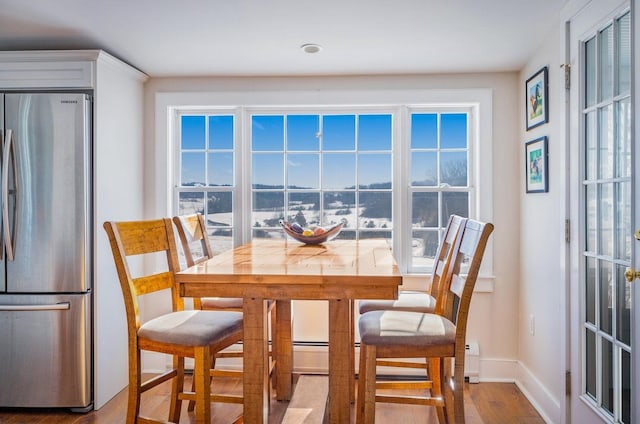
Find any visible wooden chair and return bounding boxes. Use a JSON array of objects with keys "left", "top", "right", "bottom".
[
  {"left": 356, "top": 219, "right": 493, "bottom": 424},
  {"left": 355, "top": 215, "right": 466, "bottom": 392},
  {"left": 358, "top": 214, "right": 466, "bottom": 315},
  {"left": 172, "top": 213, "right": 277, "bottom": 409},
  {"left": 103, "top": 218, "right": 244, "bottom": 423}
]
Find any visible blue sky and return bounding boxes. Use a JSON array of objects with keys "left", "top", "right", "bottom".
[{"left": 180, "top": 112, "right": 467, "bottom": 187}]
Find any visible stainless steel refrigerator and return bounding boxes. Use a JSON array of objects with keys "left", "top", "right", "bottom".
[{"left": 0, "top": 92, "right": 92, "bottom": 411}]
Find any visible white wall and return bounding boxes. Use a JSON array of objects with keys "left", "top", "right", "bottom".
[
  {"left": 94, "top": 52, "right": 148, "bottom": 408},
  {"left": 517, "top": 19, "right": 566, "bottom": 424},
  {"left": 143, "top": 72, "right": 522, "bottom": 381}
]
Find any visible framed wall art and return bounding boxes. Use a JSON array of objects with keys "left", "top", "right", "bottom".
[
  {"left": 525, "top": 136, "right": 548, "bottom": 193},
  {"left": 525, "top": 66, "right": 549, "bottom": 130}
]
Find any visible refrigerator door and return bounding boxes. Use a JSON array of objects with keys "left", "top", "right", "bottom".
[
  {"left": 3, "top": 93, "right": 91, "bottom": 293},
  {"left": 0, "top": 293, "right": 92, "bottom": 408}
]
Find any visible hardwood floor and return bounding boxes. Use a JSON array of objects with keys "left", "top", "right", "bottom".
[{"left": 0, "top": 375, "right": 545, "bottom": 423}]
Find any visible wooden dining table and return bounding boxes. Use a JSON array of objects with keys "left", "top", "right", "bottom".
[{"left": 176, "top": 237, "right": 402, "bottom": 424}]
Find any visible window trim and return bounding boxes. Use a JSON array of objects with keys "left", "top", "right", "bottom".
[{"left": 158, "top": 88, "right": 494, "bottom": 280}]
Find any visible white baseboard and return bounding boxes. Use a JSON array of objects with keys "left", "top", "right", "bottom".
[{"left": 515, "top": 361, "right": 561, "bottom": 424}]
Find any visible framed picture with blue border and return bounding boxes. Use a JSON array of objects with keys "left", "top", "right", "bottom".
[
  {"left": 525, "top": 136, "right": 548, "bottom": 193},
  {"left": 525, "top": 66, "right": 549, "bottom": 130}
]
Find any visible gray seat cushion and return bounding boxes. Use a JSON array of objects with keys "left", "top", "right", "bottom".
[
  {"left": 139, "top": 310, "right": 242, "bottom": 346},
  {"left": 359, "top": 310, "right": 455, "bottom": 347},
  {"left": 359, "top": 291, "right": 436, "bottom": 314}
]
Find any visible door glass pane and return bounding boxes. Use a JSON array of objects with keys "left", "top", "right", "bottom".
[
  {"left": 585, "top": 111, "right": 597, "bottom": 180},
  {"left": 615, "top": 13, "right": 631, "bottom": 96},
  {"left": 599, "top": 183, "right": 613, "bottom": 257},
  {"left": 585, "top": 185, "right": 597, "bottom": 252},
  {"left": 616, "top": 181, "right": 631, "bottom": 262},
  {"left": 585, "top": 37, "right": 596, "bottom": 108},
  {"left": 598, "top": 25, "right": 613, "bottom": 102},
  {"left": 616, "top": 98, "right": 631, "bottom": 178},
  {"left": 586, "top": 257, "right": 596, "bottom": 325},
  {"left": 598, "top": 105, "right": 613, "bottom": 179},
  {"left": 601, "top": 338, "right": 614, "bottom": 414},
  {"left": 585, "top": 329, "right": 596, "bottom": 399},
  {"left": 616, "top": 264, "right": 631, "bottom": 346},
  {"left": 599, "top": 260, "right": 612, "bottom": 335},
  {"left": 622, "top": 350, "right": 630, "bottom": 423}
]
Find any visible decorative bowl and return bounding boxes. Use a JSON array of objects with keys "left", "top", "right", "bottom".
[{"left": 280, "top": 221, "right": 343, "bottom": 245}]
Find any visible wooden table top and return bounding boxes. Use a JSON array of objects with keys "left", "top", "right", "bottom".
[{"left": 176, "top": 238, "right": 402, "bottom": 300}]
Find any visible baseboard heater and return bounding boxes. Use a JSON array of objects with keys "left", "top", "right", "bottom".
[{"left": 464, "top": 342, "right": 480, "bottom": 383}]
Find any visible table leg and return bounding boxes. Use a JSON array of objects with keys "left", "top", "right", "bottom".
[
  {"left": 243, "top": 297, "right": 269, "bottom": 424},
  {"left": 328, "top": 299, "right": 351, "bottom": 423},
  {"left": 274, "top": 299, "right": 293, "bottom": 400}
]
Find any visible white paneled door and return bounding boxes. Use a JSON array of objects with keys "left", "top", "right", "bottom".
[{"left": 568, "top": 0, "right": 636, "bottom": 423}]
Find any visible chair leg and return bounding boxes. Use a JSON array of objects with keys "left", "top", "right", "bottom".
[
  {"left": 188, "top": 352, "right": 217, "bottom": 412},
  {"left": 356, "top": 343, "right": 376, "bottom": 424},
  {"left": 270, "top": 301, "right": 278, "bottom": 390},
  {"left": 194, "top": 346, "right": 212, "bottom": 424},
  {"left": 442, "top": 358, "right": 456, "bottom": 424},
  {"left": 349, "top": 300, "right": 355, "bottom": 403},
  {"left": 169, "top": 356, "right": 185, "bottom": 423},
  {"left": 429, "top": 357, "right": 447, "bottom": 424},
  {"left": 126, "top": 348, "right": 142, "bottom": 424},
  {"left": 452, "top": 358, "right": 465, "bottom": 424}
]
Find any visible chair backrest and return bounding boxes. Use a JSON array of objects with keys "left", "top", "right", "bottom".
[
  {"left": 438, "top": 218, "right": 494, "bottom": 344},
  {"left": 172, "top": 213, "right": 214, "bottom": 267},
  {"left": 428, "top": 215, "right": 467, "bottom": 302},
  {"left": 103, "top": 218, "right": 183, "bottom": 335}
]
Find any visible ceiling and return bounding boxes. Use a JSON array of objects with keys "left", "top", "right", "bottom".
[{"left": 0, "top": 0, "right": 567, "bottom": 78}]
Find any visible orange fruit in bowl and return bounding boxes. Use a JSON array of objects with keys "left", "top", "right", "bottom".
[{"left": 313, "top": 227, "right": 326, "bottom": 235}]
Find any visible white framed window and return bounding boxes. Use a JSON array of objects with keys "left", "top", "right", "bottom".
[{"left": 164, "top": 89, "right": 492, "bottom": 279}]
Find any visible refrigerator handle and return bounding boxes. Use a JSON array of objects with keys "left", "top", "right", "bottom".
[
  {"left": 2, "top": 129, "right": 16, "bottom": 261},
  {"left": 0, "top": 302, "right": 71, "bottom": 312},
  {"left": 0, "top": 128, "right": 3, "bottom": 261}
]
